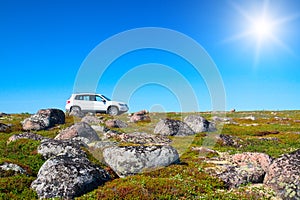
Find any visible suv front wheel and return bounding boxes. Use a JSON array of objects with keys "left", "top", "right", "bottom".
[{"left": 107, "top": 106, "right": 119, "bottom": 116}]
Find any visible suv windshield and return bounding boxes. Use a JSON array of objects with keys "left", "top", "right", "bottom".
[{"left": 101, "top": 95, "right": 111, "bottom": 101}]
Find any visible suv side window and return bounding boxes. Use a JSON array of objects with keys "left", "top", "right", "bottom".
[{"left": 75, "top": 95, "right": 90, "bottom": 101}]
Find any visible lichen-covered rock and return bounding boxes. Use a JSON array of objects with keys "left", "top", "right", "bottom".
[
  {"left": 103, "top": 145, "right": 179, "bottom": 177},
  {"left": 89, "top": 141, "right": 118, "bottom": 149},
  {"left": 207, "top": 152, "right": 272, "bottom": 189},
  {"left": 230, "top": 152, "right": 272, "bottom": 172},
  {"left": 154, "top": 118, "right": 195, "bottom": 136},
  {"left": 22, "top": 108, "right": 65, "bottom": 131},
  {"left": 216, "top": 134, "right": 242, "bottom": 147},
  {"left": 0, "top": 123, "right": 11, "bottom": 133},
  {"left": 55, "top": 122, "right": 99, "bottom": 144},
  {"left": 129, "top": 110, "right": 151, "bottom": 123},
  {"left": 217, "top": 165, "right": 266, "bottom": 188},
  {"left": 81, "top": 115, "right": 102, "bottom": 125},
  {"left": 105, "top": 119, "right": 128, "bottom": 128},
  {"left": 38, "top": 139, "right": 87, "bottom": 159},
  {"left": 0, "top": 162, "right": 27, "bottom": 175},
  {"left": 31, "top": 154, "right": 110, "bottom": 199},
  {"left": 119, "top": 132, "right": 171, "bottom": 145},
  {"left": 91, "top": 125, "right": 108, "bottom": 132},
  {"left": 7, "top": 132, "right": 46, "bottom": 144},
  {"left": 184, "top": 115, "right": 216, "bottom": 132},
  {"left": 264, "top": 149, "right": 300, "bottom": 200}
]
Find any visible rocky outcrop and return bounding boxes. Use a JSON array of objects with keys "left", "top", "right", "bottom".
[
  {"left": 7, "top": 132, "right": 46, "bottom": 144},
  {"left": 103, "top": 145, "right": 179, "bottom": 177},
  {"left": 129, "top": 110, "right": 151, "bottom": 123},
  {"left": 0, "top": 123, "right": 11, "bottom": 133},
  {"left": 22, "top": 109, "right": 65, "bottom": 131},
  {"left": 184, "top": 115, "right": 216, "bottom": 133},
  {"left": 105, "top": 119, "right": 128, "bottom": 128},
  {"left": 38, "top": 139, "right": 87, "bottom": 159},
  {"left": 207, "top": 152, "right": 272, "bottom": 189},
  {"left": 55, "top": 122, "right": 99, "bottom": 144},
  {"left": 81, "top": 115, "right": 102, "bottom": 125},
  {"left": 31, "top": 154, "right": 110, "bottom": 199},
  {"left": 154, "top": 118, "right": 195, "bottom": 136},
  {"left": 264, "top": 149, "right": 300, "bottom": 200}
]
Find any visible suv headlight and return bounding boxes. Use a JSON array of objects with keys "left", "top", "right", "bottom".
[{"left": 119, "top": 103, "right": 126, "bottom": 106}]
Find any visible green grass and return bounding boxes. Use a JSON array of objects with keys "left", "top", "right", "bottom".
[{"left": 0, "top": 111, "right": 300, "bottom": 199}]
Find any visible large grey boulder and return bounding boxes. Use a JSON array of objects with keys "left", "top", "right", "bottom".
[
  {"left": 264, "top": 149, "right": 300, "bottom": 200},
  {"left": 31, "top": 154, "right": 110, "bottom": 199},
  {"left": 154, "top": 118, "right": 195, "bottom": 136},
  {"left": 103, "top": 145, "right": 179, "bottom": 177},
  {"left": 0, "top": 123, "right": 11, "bottom": 133},
  {"left": 55, "top": 122, "right": 99, "bottom": 144},
  {"left": 22, "top": 108, "right": 65, "bottom": 131},
  {"left": 69, "top": 109, "right": 85, "bottom": 118},
  {"left": 184, "top": 115, "right": 216, "bottom": 133},
  {"left": 38, "top": 139, "right": 87, "bottom": 159}
]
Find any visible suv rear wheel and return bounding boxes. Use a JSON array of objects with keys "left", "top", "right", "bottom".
[
  {"left": 71, "top": 106, "right": 81, "bottom": 112},
  {"left": 107, "top": 106, "right": 119, "bottom": 116}
]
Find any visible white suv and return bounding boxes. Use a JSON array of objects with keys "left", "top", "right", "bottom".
[{"left": 65, "top": 93, "right": 129, "bottom": 115}]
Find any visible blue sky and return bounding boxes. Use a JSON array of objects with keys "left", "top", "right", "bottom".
[{"left": 0, "top": 0, "right": 300, "bottom": 113}]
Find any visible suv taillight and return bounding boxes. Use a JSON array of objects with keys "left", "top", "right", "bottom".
[{"left": 66, "top": 100, "right": 70, "bottom": 104}]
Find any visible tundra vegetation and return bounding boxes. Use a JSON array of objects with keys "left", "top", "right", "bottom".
[{"left": 0, "top": 110, "right": 299, "bottom": 199}]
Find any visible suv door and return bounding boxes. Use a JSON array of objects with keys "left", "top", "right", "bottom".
[
  {"left": 74, "top": 95, "right": 93, "bottom": 111},
  {"left": 93, "top": 95, "right": 107, "bottom": 111}
]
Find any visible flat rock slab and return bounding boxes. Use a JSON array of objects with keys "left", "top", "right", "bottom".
[
  {"left": 38, "top": 139, "right": 87, "bottom": 159},
  {"left": 81, "top": 115, "right": 102, "bottom": 125},
  {"left": 103, "top": 145, "right": 180, "bottom": 177},
  {"left": 7, "top": 132, "right": 46, "bottom": 144},
  {"left": 119, "top": 132, "right": 171, "bottom": 145}
]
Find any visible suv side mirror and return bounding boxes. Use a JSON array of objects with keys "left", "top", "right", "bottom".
[{"left": 102, "top": 99, "right": 106, "bottom": 103}]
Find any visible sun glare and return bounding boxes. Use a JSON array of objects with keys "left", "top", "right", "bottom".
[
  {"left": 226, "top": 0, "right": 298, "bottom": 67},
  {"left": 252, "top": 17, "right": 273, "bottom": 39}
]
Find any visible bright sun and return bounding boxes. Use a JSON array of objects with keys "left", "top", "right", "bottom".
[
  {"left": 252, "top": 17, "right": 273, "bottom": 39},
  {"left": 226, "top": 0, "right": 297, "bottom": 66}
]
